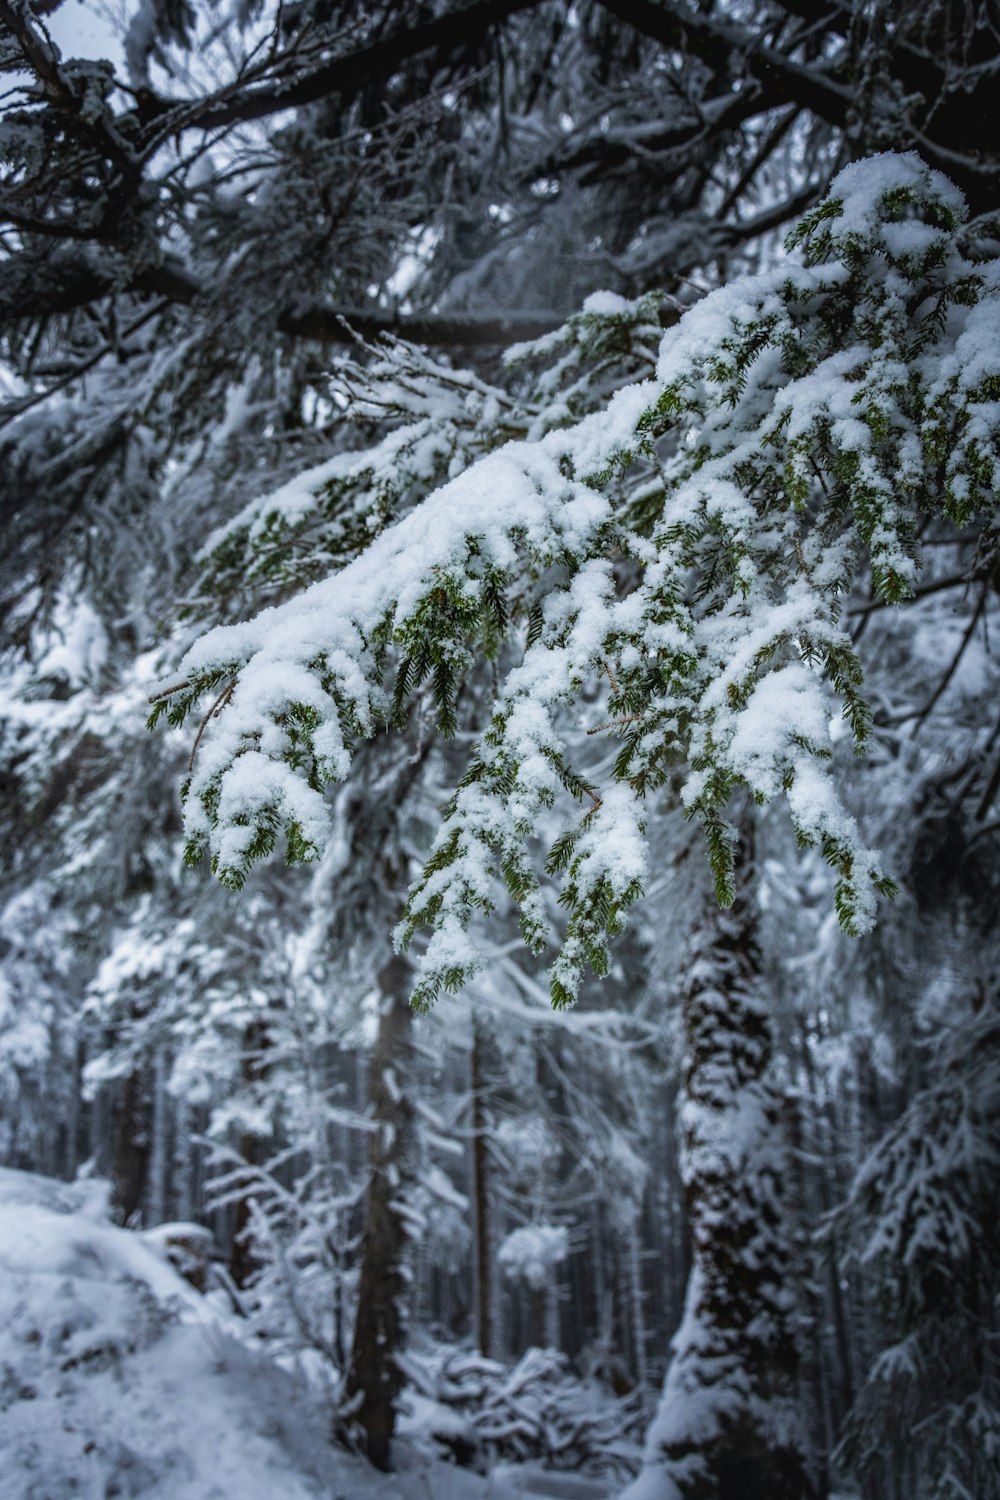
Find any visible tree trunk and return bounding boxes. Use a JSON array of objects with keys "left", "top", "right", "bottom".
[
  {"left": 110, "top": 1070, "right": 149, "bottom": 1225},
  {"left": 626, "top": 1215, "right": 650, "bottom": 1396},
  {"left": 229, "top": 1020, "right": 269, "bottom": 1289},
  {"left": 147, "top": 1047, "right": 169, "bottom": 1226},
  {"left": 345, "top": 953, "right": 416, "bottom": 1472},
  {"left": 471, "top": 1013, "right": 497, "bottom": 1357},
  {"left": 626, "top": 848, "right": 816, "bottom": 1500}
]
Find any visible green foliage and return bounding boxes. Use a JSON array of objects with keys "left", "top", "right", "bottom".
[{"left": 160, "top": 154, "right": 999, "bottom": 1005}]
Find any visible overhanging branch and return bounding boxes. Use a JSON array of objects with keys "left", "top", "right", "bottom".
[
  {"left": 137, "top": 0, "right": 541, "bottom": 138},
  {"left": 595, "top": 0, "right": 855, "bottom": 129},
  {"left": 524, "top": 82, "right": 785, "bottom": 186},
  {"left": 594, "top": 0, "right": 999, "bottom": 209},
  {"left": 0, "top": 251, "right": 569, "bottom": 348},
  {"left": 142, "top": 264, "right": 580, "bottom": 346},
  {"left": 276, "top": 303, "right": 567, "bottom": 347},
  {"left": 2, "top": 179, "right": 815, "bottom": 358}
]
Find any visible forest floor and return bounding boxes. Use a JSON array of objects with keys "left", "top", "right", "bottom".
[{"left": 0, "top": 1167, "right": 614, "bottom": 1500}]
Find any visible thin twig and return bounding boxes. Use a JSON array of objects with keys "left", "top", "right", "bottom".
[
  {"left": 587, "top": 713, "right": 647, "bottom": 735},
  {"left": 910, "top": 589, "right": 986, "bottom": 735},
  {"left": 148, "top": 679, "right": 190, "bottom": 703},
  {"left": 848, "top": 572, "right": 972, "bottom": 616},
  {"left": 1, "top": 301, "right": 171, "bottom": 432},
  {"left": 188, "top": 679, "right": 236, "bottom": 774}
]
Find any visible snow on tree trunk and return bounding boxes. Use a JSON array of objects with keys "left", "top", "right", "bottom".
[
  {"left": 172, "top": 1094, "right": 194, "bottom": 1224},
  {"left": 344, "top": 953, "right": 416, "bottom": 1471},
  {"left": 625, "top": 845, "right": 815, "bottom": 1500}
]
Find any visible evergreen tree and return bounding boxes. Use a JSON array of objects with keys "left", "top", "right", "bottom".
[
  {"left": 833, "top": 989, "right": 1000, "bottom": 1500},
  {"left": 156, "top": 154, "right": 1000, "bottom": 1491},
  {"left": 4, "top": 2, "right": 1000, "bottom": 1486}
]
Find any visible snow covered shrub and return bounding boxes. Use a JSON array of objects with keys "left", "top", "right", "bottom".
[
  {"left": 205, "top": 1139, "right": 361, "bottom": 1378},
  {"left": 404, "top": 1344, "right": 644, "bottom": 1477},
  {"left": 0, "top": 1166, "right": 365, "bottom": 1498},
  {"left": 498, "top": 1222, "right": 569, "bottom": 1291}
]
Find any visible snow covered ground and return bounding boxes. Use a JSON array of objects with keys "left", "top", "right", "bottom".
[{"left": 0, "top": 1167, "right": 613, "bottom": 1500}]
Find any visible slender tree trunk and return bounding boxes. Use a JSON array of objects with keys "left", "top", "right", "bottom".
[
  {"left": 229, "top": 1021, "right": 269, "bottom": 1289},
  {"left": 626, "top": 847, "right": 816, "bottom": 1500},
  {"left": 471, "top": 1013, "right": 497, "bottom": 1357},
  {"left": 110, "top": 1070, "right": 149, "bottom": 1224},
  {"left": 147, "top": 1047, "right": 169, "bottom": 1226},
  {"left": 799, "top": 1035, "right": 855, "bottom": 1439},
  {"left": 528, "top": 1281, "right": 548, "bottom": 1350},
  {"left": 627, "top": 1215, "right": 650, "bottom": 1396},
  {"left": 785, "top": 1059, "right": 833, "bottom": 1496},
  {"left": 345, "top": 953, "right": 416, "bottom": 1472},
  {"left": 63, "top": 1029, "right": 82, "bottom": 1180}
]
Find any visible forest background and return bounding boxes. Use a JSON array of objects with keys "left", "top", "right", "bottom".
[{"left": 1, "top": 3, "right": 998, "bottom": 1499}]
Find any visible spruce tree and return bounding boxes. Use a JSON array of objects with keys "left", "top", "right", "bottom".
[{"left": 155, "top": 152, "right": 1000, "bottom": 1492}]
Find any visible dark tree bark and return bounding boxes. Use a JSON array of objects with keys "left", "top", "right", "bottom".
[
  {"left": 229, "top": 1020, "right": 270, "bottom": 1290},
  {"left": 471, "top": 1013, "right": 497, "bottom": 1358},
  {"left": 344, "top": 953, "right": 417, "bottom": 1472},
  {"left": 110, "top": 1070, "right": 149, "bottom": 1225}
]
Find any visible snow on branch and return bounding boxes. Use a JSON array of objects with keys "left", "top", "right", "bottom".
[{"left": 153, "top": 152, "right": 1000, "bottom": 1008}]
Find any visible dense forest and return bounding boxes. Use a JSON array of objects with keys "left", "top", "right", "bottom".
[{"left": 1, "top": 3, "right": 998, "bottom": 1498}]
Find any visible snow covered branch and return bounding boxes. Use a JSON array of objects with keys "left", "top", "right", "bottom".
[{"left": 155, "top": 153, "right": 1000, "bottom": 1006}]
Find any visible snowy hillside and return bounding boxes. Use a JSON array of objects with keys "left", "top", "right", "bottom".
[{"left": 0, "top": 1168, "right": 611, "bottom": 1500}]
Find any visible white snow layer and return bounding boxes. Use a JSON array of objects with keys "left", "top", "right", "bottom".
[{"left": 0, "top": 1167, "right": 615, "bottom": 1500}]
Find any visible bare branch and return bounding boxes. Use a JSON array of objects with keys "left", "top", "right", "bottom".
[{"left": 135, "top": 0, "right": 541, "bottom": 140}]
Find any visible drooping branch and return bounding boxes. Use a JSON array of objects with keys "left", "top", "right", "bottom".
[
  {"left": 773, "top": 0, "right": 1000, "bottom": 151},
  {"left": 5, "top": 184, "right": 824, "bottom": 359},
  {"left": 597, "top": 0, "right": 855, "bottom": 130},
  {"left": 522, "top": 83, "right": 785, "bottom": 186}
]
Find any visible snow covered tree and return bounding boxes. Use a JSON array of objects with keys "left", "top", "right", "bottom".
[
  {"left": 833, "top": 991, "right": 1000, "bottom": 1500},
  {"left": 624, "top": 837, "right": 817, "bottom": 1500},
  {"left": 153, "top": 151, "right": 1000, "bottom": 1491},
  {"left": 5, "top": 1, "right": 1000, "bottom": 1489}
]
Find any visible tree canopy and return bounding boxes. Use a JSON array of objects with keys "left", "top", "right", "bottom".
[{"left": 4, "top": 0, "right": 999, "bottom": 630}]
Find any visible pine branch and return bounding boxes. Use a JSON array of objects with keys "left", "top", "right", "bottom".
[
  {"left": 131, "top": 0, "right": 542, "bottom": 139},
  {"left": 597, "top": 0, "right": 999, "bottom": 208}
]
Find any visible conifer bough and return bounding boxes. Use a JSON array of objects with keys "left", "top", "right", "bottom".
[{"left": 153, "top": 153, "right": 1000, "bottom": 1011}]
